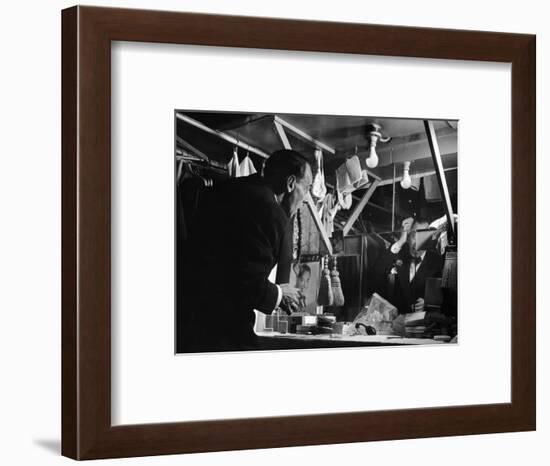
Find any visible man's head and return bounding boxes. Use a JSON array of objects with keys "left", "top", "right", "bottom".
[
  {"left": 294, "top": 263, "right": 312, "bottom": 291},
  {"left": 407, "top": 217, "right": 430, "bottom": 257},
  {"left": 263, "top": 149, "right": 313, "bottom": 217}
]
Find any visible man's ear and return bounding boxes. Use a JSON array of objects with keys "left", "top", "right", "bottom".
[{"left": 286, "top": 175, "right": 297, "bottom": 193}]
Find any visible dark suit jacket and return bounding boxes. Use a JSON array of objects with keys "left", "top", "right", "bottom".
[
  {"left": 395, "top": 249, "right": 443, "bottom": 314},
  {"left": 177, "top": 174, "right": 290, "bottom": 352}
]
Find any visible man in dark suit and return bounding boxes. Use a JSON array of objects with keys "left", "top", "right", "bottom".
[
  {"left": 394, "top": 218, "right": 443, "bottom": 314},
  {"left": 177, "top": 149, "right": 313, "bottom": 353}
]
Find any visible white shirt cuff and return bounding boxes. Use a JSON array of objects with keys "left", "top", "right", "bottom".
[{"left": 275, "top": 284, "right": 283, "bottom": 308}]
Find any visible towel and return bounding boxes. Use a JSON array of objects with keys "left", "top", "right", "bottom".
[
  {"left": 227, "top": 147, "right": 240, "bottom": 178},
  {"left": 239, "top": 154, "right": 256, "bottom": 177}
]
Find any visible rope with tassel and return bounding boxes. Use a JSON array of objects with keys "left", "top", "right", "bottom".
[
  {"left": 317, "top": 255, "right": 333, "bottom": 306},
  {"left": 441, "top": 244, "right": 457, "bottom": 292},
  {"left": 330, "top": 255, "right": 345, "bottom": 306}
]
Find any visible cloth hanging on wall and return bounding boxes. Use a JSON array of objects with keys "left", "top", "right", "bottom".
[
  {"left": 239, "top": 155, "right": 256, "bottom": 177},
  {"left": 336, "top": 164, "right": 352, "bottom": 210},
  {"left": 227, "top": 147, "right": 241, "bottom": 178},
  {"left": 346, "top": 156, "right": 362, "bottom": 187},
  {"left": 321, "top": 193, "right": 336, "bottom": 238},
  {"left": 311, "top": 148, "right": 327, "bottom": 202}
]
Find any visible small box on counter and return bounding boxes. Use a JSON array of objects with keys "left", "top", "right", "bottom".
[{"left": 332, "top": 322, "right": 356, "bottom": 336}]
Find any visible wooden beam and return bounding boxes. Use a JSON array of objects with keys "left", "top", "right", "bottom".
[
  {"left": 175, "top": 154, "right": 228, "bottom": 174},
  {"left": 176, "top": 135, "right": 210, "bottom": 161},
  {"left": 382, "top": 125, "right": 457, "bottom": 150},
  {"left": 274, "top": 116, "right": 335, "bottom": 154},
  {"left": 273, "top": 120, "right": 292, "bottom": 149},
  {"left": 305, "top": 193, "right": 333, "bottom": 255},
  {"left": 176, "top": 113, "right": 270, "bottom": 159},
  {"left": 424, "top": 120, "right": 456, "bottom": 237},
  {"left": 342, "top": 180, "right": 380, "bottom": 236}
]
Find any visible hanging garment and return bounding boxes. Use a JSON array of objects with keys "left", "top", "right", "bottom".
[
  {"left": 336, "top": 164, "right": 352, "bottom": 210},
  {"left": 336, "top": 163, "right": 352, "bottom": 192},
  {"left": 176, "top": 158, "right": 184, "bottom": 184},
  {"left": 227, "top": 147, "right": 240, "bottom": 178},
  {"left": 311, "top": 148, "right": 327, "bottom": 202},
  {"left": 346, "top": 155, "right": 362, "bottom": 187},
  {"left": 239, "top": 154, "right": 257, "bottom": 177}
]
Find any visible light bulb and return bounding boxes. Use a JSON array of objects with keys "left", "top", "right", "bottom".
[
  {"left": 400, "top": 161, "right": 412, "bottom": 189},
  {"left": 366, "top": 135, "right": 379, "bottom": 168}
]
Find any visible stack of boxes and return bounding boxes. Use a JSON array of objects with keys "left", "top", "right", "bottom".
[{"left": 265, "top": 312, "right": 337, "bottom": 335}]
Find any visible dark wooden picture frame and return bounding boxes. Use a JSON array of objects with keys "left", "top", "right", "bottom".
[{"left": 62, "top": 5, "right": 536, "bottom": 460}]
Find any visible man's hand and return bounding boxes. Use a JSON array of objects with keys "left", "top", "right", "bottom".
[
  {"left": 402, "top": 217, "right": 414, "bottom": 233},
  {"left": 413, "top": 297, "right": 425, "bottom": 312},
  {"left": 279, "top": 283, "right": 302, "bottom": 314},
  {"left": 391, "top": 217, "right": 415, "bottom": 254}
]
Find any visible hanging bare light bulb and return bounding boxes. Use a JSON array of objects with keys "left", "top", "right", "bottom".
[
  {"left": 365, "top": 123, "right": 390, "bottom": 169},
  {"left": 366, "top": 134, "right": 379, "bottom": 168},
  {"left": 400, "top": 161, "right": 412, "bottom": 189}
]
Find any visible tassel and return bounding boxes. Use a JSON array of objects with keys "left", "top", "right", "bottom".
[
  {"left": 331, "top": 256, "right": 345, "bottom": 306},
  {"left": 317, "top": 256, "right": 333, "bottom": 306},
  {"left": 441, "top": 247, "right": 457, "bottom": 292}
]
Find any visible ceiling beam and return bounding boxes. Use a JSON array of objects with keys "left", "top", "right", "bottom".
[
  {"left": 274, "top": 116, "right": 336, "bottom": 154},
  {"left": 305, "top": 193, "right": 333, "bottom": 255},
  {"left": 273, "top": 120, "right": 292, "bottom": 149},
  {"left": 377, "top": 126, "right": 457, "bottom": 166},
  {"left": 424, "top": 120, "right": 456, "bottom": 237},
  {"left": 176, "top": 113, "right": 270, "bottom": 159},
  {"left": 176, "top": 135, "right": 210, "bottom": 161},
  {"left": 384, "top": 125, "right": 457, "bottom": 149},
  {"left": 342, "top": 180, "right": 380, "bottom": 236},
  {"left": 377, "top": 166, "right": 457, "bottom": 187},
  {"left": 370, "top": 151, "right": 457, "bottom": 185}
]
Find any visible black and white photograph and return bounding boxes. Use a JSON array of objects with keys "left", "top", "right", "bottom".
[
  {"left": 175, "top": 111, "right": 458, "bottom": 353},
  {"left": 1, "top": 0, "right": 542, "bottom": 463}
]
